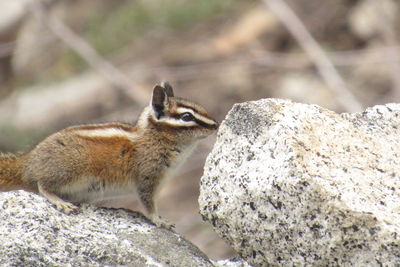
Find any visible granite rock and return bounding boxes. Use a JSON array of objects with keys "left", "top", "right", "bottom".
[
  {"left": 214, "top": 257, "right": 252, "bottom": 267},
  {"left": 0, "top": 190, "right": 213, "bottom": 266},
  {"left": 199, "top": 99, "right": 400, "bottom": 266}
]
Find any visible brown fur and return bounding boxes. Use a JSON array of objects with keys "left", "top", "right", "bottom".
[{"left": 0, "top": 153, "right": 31, "bottom": 191}]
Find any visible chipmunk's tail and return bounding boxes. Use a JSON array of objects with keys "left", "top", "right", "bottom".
[{"left": 0, "top": 153, "right": 27, "bottom": 191}]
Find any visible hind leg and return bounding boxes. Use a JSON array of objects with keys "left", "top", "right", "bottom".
[{"left": 38, "top": 183, "right": 78, "bottom": 214}]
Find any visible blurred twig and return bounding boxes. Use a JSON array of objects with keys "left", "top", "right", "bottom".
[
  {"left": 30, "top": 1, "right": 148, "bottom": 105},
  {"left": 370, "top": 0, "right": 400, "bottom": 100},
  {"left": 262, "top": 0, "right": 363, "bottom": 112},
  {"left": 0, "top": 42, "right": 15, "bottom": 58},
  {"left": 126, "top": 47, "right": 400, "bottom": 82},
  {"left": 252, "top": 46, "right": 400, "bottom": 68}
]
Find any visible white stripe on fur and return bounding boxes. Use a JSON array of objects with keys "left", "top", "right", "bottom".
[
  {"left": 158, "top": 117, "right": 198, "bottom": 127},
  {"left": 75, "top": 128, "right": 137, "bottom": 139}
]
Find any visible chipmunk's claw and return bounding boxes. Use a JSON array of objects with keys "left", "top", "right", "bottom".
[
  {"left": 152, "top": 216, "right": 175, "bottom": 230},
  {"left": 55, "top": 202, "right": 79, "bottom": 215}
]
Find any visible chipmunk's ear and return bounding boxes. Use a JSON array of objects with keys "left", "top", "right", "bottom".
[
  {"left": 161, "top": 81, "right": 174, "bottom": 97},
  {"left": 152, "top": 85, "right": 169, "bottom": 119}
]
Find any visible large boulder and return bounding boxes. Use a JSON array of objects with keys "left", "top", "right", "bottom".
[
  {"left": 199, "top": 99, "right": 400, "bottom": 266},
  {"left": 0, "top": 190, "right": 213, "bottom": 266}
]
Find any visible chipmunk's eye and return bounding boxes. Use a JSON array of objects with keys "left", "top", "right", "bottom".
[{"left": 179, "top": 112, "right": 195, "bottom": 122}]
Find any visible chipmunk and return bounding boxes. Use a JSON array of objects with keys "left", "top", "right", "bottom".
[{"left": 0, "top": 82, "right": 218, "bottom": 228}]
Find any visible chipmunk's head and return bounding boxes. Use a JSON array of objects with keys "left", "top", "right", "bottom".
[{"left": 138, "top": 82, "right": 218, "bottom": 142}]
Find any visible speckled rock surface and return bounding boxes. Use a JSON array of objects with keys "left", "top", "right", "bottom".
[
  {"left": 214, "top": 257, "right": 252, "bottom": 267},
  {"left": 199, "top": 99, "right": 400, "bottom": 266},
  {"left": 0, "top": 191, "right": 213, "bottom": 266}
]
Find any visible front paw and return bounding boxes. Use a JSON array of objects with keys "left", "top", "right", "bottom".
[{"left": 152, "top": 216, "right": 175, "bottom": 230}]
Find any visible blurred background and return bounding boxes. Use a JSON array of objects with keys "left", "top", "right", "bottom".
[{"left": 0, "top": 0, "right": 399, "bottom": 260}]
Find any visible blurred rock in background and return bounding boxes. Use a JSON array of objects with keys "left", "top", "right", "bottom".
[{"left": 1, "top": 0, "right": 400, "bottom": 260}]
